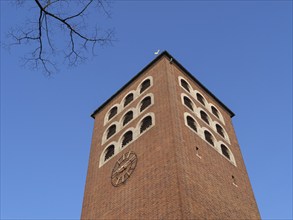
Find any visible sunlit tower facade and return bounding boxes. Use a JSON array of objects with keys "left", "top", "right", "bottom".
[{"left": 81, "top": 51, "right": 260, "bottom": 219}]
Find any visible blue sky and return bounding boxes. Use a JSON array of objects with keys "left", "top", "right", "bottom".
[{"left": 1, "top": 1, "right": 292, "bottom": 219}]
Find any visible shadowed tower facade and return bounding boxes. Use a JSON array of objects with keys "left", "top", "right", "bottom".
[{"left": 81, "top": 51, "right": 260, "bottom": 219}]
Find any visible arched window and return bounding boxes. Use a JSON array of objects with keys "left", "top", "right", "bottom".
[
  {"left": 122, "top": 131, "right": 133, "bottom": 147},
  {"left": 211, "top": 106, "right": 219, "bottom": 118},
  {"left": 184, "top": 97, "right": 193, "bottom": 111},
  {"left": 216, "top": 124, "right": 225, "bottom": 138},
  {"left": 140, "top": 96, "right": 151, "bottom": 112},
  {"left": 196, "top": 93, "right": 205, "bottom": 106},
  {"left": 123, "top": 111, "right": 133, "bottom": 126},
  {"left": 200, "top": 111, "right": 209, "bottom": 125},
  {"left": 124, "top": 93, "right": 134, "bottom": 107},
  {"left": 108, "top": 107, "right": 118, "bottom": 120},
  {"left": 140, "top": 79, "right": 151, "bottom": 93},
  {"left": 107, "top": 124, "right": 116, "bottom": 139},
  {"left": 204, "top": 130, "right": 214, "bottom": 146},
  {"left": 221, "top": 144, "right": 230, "bottom": 160},
  {"left": 140, "top": 116, "right": 152, "bottom": 133},
  {"left": 187, "top": 116, "right": 197, "bottom": 132},
  {"left": 104, "top": 145, "right": 114, "bottom": 161},
  {"left": 181, "top": 79, "right": 190, "bottom": 92}
]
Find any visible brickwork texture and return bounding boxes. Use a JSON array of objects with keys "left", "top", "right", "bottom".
[{"left": 81, "top": 53, "right": 260, "bottom": 219}]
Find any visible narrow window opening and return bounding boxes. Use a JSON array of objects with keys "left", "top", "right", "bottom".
[
  {"left": 108, "top": 107, "right": 118, "bottom": 120},
  {"left": 122, "top": 131, "right": 133, "bottom": 148},
  {"left": 140, "top": 116, "right": 152, "bottom": 133},
  {"left": 232, "top": 175, "right": 238, "bottom": 187},
  {"left": 211, "top": 106, "right": 219, "bottom": 118},
  {"left": 196, "top": 93, "right": 205, "bottom": 106},
  {"left": 187, "top": 116, "right": 197, "bottom": 132},
  {"left": 181, "top": 79, "right": 190, "bottom": 92},
  {"left": 196, "top": 146, "right": 201, "bottom": 159},
  {"left": 216, "top": 124, "right": 225, "bottom": 138},
  {"left": 107, "top": 125, "right": 116, "bottom": 139},
  {"left": 140, "top": 96, "right": 151, "bottom": 112},
  {"left": 200, "top": 111, "right": 209, "bottom": 125},
  {"left": 221, "top": 144, "right": 230, "bottom": 160},
  {"left": 140, "top": 79, "right": 151, "bottom": 93},
  {"left": 204, "top": 131, "right": 214, "bottom": 146},
  {"left": 124, "top": 93, "right": 134, "bottom": 107},
  {"left": 184, "top": 97, "right": 193, "bottom": 111},
  {"left": 123, "top": 111, "right": 133, "bottom": 126},
  {"left": 104, "top": 145, "right": 114, "bottom": 161}
]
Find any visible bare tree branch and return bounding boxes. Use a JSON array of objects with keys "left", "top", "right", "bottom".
[
  {"left": 44, "top": 14, "right": 54, "bottom": 52},
  {"left": 6, "top": 0, "right": 114, "bottom": 75},
  {"left": 63, "top": 0, "right": 94, "bottom": 21}
]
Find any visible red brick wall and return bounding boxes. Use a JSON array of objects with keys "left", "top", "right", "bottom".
[
  {"left": 166, "top": 61, "right": 260, "bottom": 219},
  {"left": 81, "top": 56, "right": 260, "bottom": 219}
]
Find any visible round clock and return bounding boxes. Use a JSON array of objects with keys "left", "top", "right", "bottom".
[{"left": 111, "top": 151, "right": 137, "bottom": 187}]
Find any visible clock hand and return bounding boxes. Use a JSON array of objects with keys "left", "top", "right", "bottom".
[
  {"left": 112, "top": 156, "right": 137, "bottom": 177},
  {"left": 112, "top": 167, "right": 124, "bottom": 177},
  {"left": 113, "top": 164, "right": 127, "bottom": 176},
  {"left": 121, "top": 160, "right": 132, "bottom": 169}
]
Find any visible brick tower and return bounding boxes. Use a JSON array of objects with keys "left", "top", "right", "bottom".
[{"left": 81, "top": 51, "right": 260, "bottom": 219}]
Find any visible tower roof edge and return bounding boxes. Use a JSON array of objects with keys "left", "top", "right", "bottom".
[{"left": 91, "top": 51, "right": 235, "bottom": 118}]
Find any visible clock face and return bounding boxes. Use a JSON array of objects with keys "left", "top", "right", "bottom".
[{"left": 111, "top": 151, "right": 137, "bottom": 187}]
